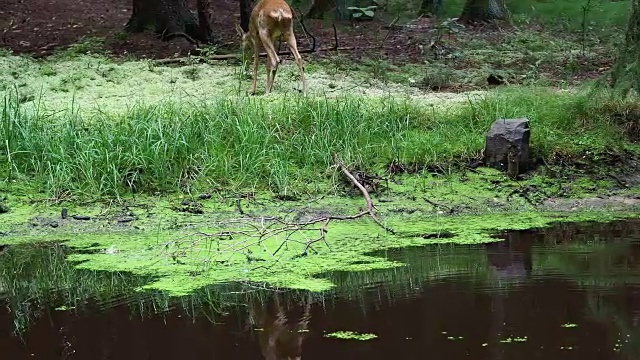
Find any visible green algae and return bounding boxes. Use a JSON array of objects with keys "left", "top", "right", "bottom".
[
  {"left": 2, "top": 162, "right": 640, "bottom": 296},
  {"left": 325, "top": 331, "right": 378, "bottom": 341},
  {"left": 2, "top": 199, "right": 639, "bottom": 296}
]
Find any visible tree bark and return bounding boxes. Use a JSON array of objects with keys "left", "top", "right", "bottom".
[
  {"left": 459, "top": 0, "right": 509, "bottom": 23},
  {"left": 420, "top": 0, "right": 443, "bottom": 16},
  {"left": 609, "top": 0, "right": 640, "bottom": 96},
  {"left": 306, "top": 0, "right": 337, "bottom": 19},
  {"left": 306, "top": 0, "right": 367, "bottom": 20},
  {"left": 239, "top": 0, "right": 255, "bottom": 32},
  {"left": 125, "top": 0, "right": 209, "bottom": 43}
]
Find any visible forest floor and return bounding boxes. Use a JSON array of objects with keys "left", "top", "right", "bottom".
[{"left": 1, "top": 0, "right": 620, "bottom": 92}]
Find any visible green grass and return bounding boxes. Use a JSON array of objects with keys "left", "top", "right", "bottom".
[
  {"left": 1, "top": 85, "right": 635, "bottom": 198},
  {"left": 381, "top": 0, "right": 631, "bottom": 32}
]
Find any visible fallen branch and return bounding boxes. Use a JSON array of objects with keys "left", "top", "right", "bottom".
[
  {"left": 156, "top": 153, "right": 394, "bottom": 265},
  {"left": 153, "top": 45, "right": 365, "bottom": 64},
  {"left": 332, "top": 153, "right": 394, "bottom": 234},
  {"left": 423, "top": 197, "right": 455, "bottom": 214},
  {"left": 161, "top": 30, "right": 199, "bottom": 46}
]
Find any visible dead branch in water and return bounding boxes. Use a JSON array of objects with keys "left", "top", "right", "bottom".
[{"left": 156, "top": 153, "right": 394, "bottom": 265}]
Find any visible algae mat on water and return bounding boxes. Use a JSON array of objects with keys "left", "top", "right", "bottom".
[{"left": 1, "top": 208, "right": 637, "bottom": 296}]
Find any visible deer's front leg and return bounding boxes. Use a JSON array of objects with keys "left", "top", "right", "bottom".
[
  {"left": 259, "top": 30, "right": 279, "bottom": 94},
  {"left": 284, "top": 31, "right": 307, "bottom": 94}
]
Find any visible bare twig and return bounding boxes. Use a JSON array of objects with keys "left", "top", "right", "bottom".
[
  {"left": 158, "top": 153, "right": 394, "bottom": 265},
  {"left": 292, "top": 4, "right": 316, "bottom": 52},
  {"left": 382, "top": 16, "right": 399, "bottom": 44},
  {"left": 332, "top": 153, "right": 395, "bottom": 234},
  {"left": 153, "top": 45, "right": 363, "bottom": 65}
]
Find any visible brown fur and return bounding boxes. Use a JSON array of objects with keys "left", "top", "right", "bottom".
[{"left": 236, "top": 0, "right": 307, "bottom": 95}]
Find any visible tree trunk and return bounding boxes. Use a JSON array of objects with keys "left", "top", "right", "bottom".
[
  {"left": 125, "top": 0, "right": 206, "bottom": 43},
  {"left": 420, "top": 0, "right": 443, "bottom": 16},
  {"left": 459, "top": 0, "right": 509, "bottom": 23},
  {"left": 609, "top": 0, "right": 640, "bottom": 96},
  {"left": 196, "top": 0, "right": 213, "bottom": 42},
  {"left": 306, "top": 0, "right": 368, "bottom": 20},
  {"left": 306, "top": 0, "right": 337, "bottom": 19},
  {"left": 239, "top": 0, "right": 255, "bottom": 32}
]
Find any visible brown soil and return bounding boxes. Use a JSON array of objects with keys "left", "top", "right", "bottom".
[{"left": 1, "top": 0, "right": 430, "bottom": 62}]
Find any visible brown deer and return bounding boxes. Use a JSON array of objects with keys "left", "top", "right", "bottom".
[{"left": 236, "top": 0, "right": 307, "bottom": 95}]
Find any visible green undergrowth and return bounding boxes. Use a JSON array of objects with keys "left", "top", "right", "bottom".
[
  {"left": 381, "top": 0, "right": 630, "bottom": 32},
  {"left": 2, "top": 84, "right": 638, "bottom": 199}
]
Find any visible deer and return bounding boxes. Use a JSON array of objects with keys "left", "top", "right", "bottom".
[{"left": 236, "top": 0, "right": 307, "bottom": 95}]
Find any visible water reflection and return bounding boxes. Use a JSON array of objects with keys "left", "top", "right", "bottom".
[
  {"left": 1, "top": 219, "right": 640, "bottom": 359},
  {"left": 248, "top": 292, "right": 312, "bottom": 360}
]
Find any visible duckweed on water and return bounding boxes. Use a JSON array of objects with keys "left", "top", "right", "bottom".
[
  {"left": 500, "top": 336, "right": 529, "bottom": 343},
  {"left": 2, "top": 201, "right": 638, "bottom": 296},
  {"left": 325, "top": 331, "right": 378, "bottom": 341}
]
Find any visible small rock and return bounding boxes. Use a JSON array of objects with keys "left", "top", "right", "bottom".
[
  {"left": 181, "top": 200, "right": 192, "bottom": 206},
  {"left": 0, "top": 203, "right": 9, "bottom": 214},
  {"left": 49, "top": 221, "right": 59, "bottom": 228},
  {"left": 198, "top": 193, "right": 212, "bottom": 200},
  {"left": 117, "top": 217, "right": 136, "bottom": 223},
  {"left": 61, "top": 208, "right": 68, "bottom": 219},
  {"left": 73, "top": 215, "right": 91, "bottom": 221}
]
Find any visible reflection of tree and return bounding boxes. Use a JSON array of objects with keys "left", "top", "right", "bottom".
[
  {"left": 0, "top": 243, "right": 156, "bottom": 335},
  {"left": 586, "top": 289, "right": 640, "bottom": 359},
  {"left": 247, "top": 292, "right": 312, "bottom": 360},
  {"left": 488, "top": 290, "right": 505, "bottom": 360},
  {"left": 537, "top": 220, "right": 640, "bottom": 288}
]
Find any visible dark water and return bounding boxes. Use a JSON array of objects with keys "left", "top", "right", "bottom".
[{"left": 2, "top": 219, "right": 640, "bottom": 359}]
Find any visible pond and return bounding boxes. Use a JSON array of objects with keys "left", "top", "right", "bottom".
[{"left": 2, "top": 219, "right": 640, "bottom": 359}]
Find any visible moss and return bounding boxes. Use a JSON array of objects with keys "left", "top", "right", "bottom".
[
  {"left": 0, "top": 53, "right": 474, "bottom": 116},
  {"left": 325, "top": 331, "right": 378, "bottom": 340}
]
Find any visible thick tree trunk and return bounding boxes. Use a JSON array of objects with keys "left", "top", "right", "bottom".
[
  {"left": 196, "top": 0, "right": 213, "bottom": 42},
  {"left": 306, "top": 0, "right": 337, "bottom": 19},
  {"left": 420, "top": 0, "right": 443, "bottom": 16},
  {"left": 609, "top": 0, "right": 640, "bottom": 96},
  {"left": 459, "top": 0, "right": 509, "bottom": 23},
  {"left": 125, "top": 0, "right": 207, "bottom": 43}
]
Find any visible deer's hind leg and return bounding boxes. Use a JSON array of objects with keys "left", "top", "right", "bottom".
[{"left": 249, "top": 38, "right": 260, "bottom": 95}]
